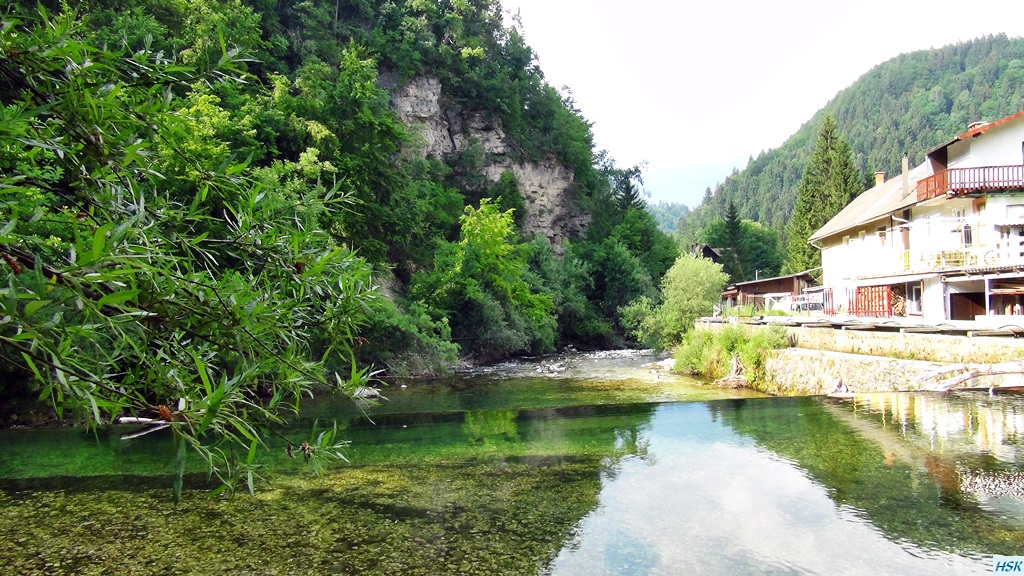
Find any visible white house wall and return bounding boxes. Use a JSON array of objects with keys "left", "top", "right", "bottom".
[
  {"left": 948, "top": 121, "right": 1024, "bottom": 167},
  {"left": 984, "top": 195, "right": 1024, "bottom": 225},
  {"left": 821, "top": 224, "right": 881, "bottom": 274},
  {"left": 922, "top": 277, "right": 945, "bottom": 323},
  {"left": 820, "top": 239, "right": 852, "bottom": 312}
]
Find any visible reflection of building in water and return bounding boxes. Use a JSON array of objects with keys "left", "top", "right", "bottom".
[{"left": 848, "top": 393, "right": 1024, "bottom": 464}]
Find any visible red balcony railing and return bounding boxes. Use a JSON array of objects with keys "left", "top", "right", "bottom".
[
  {"left": 852, "top": 285, "right": 892, "bottom": 317},
  {"left": 918, "top": 165, "right": 1024, "bottom": 201}
]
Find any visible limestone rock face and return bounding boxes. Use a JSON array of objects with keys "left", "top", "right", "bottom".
[
  {"left": 391, "top": 76, "right": 588, "bottom": 249},
  {"left": 390, "top": 77, "right": 454, "bottom": 158},
  {"left": 481, "top": 158, "right": 585, "bottom": 249}
]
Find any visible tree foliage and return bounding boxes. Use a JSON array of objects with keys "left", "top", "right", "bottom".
[
  {"left": 410, "top": 199, "right": 555, "bottom": 361},
  {"left": 0, "top": 8, "right": 378, "bottom": 498},
  {"left": 698, "top": 218, "right": 783, "bottom": 283},
  {"left": 623, "top": 254, "right": 729, "bottom": 348},
  {"left": 783, "top": 116, "right": 862, "bottom": 273},
  {"left": 719, "top": 201, "right": 745, "bottom": 281},
  {"left": 645, "top": 201, "right": 690, "bottom": 234}
]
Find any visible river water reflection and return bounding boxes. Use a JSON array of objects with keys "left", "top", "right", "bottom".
[{"left": 1, "top": 351, "right": 1023, "bottom": 574}]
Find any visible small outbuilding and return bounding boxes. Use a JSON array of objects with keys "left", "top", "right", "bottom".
[{"left": 722, "top": 271, "right": 819, "bottom": 312}]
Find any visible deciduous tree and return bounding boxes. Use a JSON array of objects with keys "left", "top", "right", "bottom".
[
  {"left": 0, "top": 9, "right": 375, "bottom": 500},
  {"left": 410, "top": 199, "right": 555, "bottom": 361},
  {"left": 623, "top": 254, "right": 729, "bottom": 347}
]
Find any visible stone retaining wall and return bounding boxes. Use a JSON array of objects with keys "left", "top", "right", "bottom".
[
  {"left": 762, "top": 347, "right": 1024, "bottom": 395},
  {"left": 697, "top": 321, "right": 1024, "bottom": 394},
  {"left": 762, "top": 348, "right": 943, "bottom": 395},
  {"left": 782, "top": 326, "right": 1024, "bottom": 364}
]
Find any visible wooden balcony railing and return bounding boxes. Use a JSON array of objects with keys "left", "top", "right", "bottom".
[{"left": 917, "top": 165, "right": 1024, "bottom": 201}]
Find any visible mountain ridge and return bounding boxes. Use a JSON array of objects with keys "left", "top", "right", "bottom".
[{"left": 679, "top": 34, "right": 1024, "bottom": 240}]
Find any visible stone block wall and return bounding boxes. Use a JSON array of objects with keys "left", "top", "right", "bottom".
[
  {"left": 762, "top": 349, "right": 941, "bottom": 395},
  {"left": 763, "top": 347, "right": 1024, "bottom": 395},
  {"left": 783, "top": 327, "right": 1024, "bottom": 364},
  {"left": 697, "top": 321, "right": 1024, "bottom": 394}
]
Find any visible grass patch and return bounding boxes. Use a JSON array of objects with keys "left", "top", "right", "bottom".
[{"left": 673, "top": 325, "right": 791, "bottom": 387}]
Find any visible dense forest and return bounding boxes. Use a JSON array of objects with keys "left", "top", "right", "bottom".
[
  {"left": 680, "top": 35, "right": 1024, "bottom": 243},
  {"left": 0, "top": 0, "right": 680, "bottom": 493},
  {"left": 646, "top": 201, "right": 690, "bottom": 234}
]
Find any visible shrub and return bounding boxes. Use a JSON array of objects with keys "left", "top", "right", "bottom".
[
  {"left": 673, "top": 325, "right": 791, "bottom": 386},
  {"left": 631, "top": 254, "right": 729, "bottom": 348},
  {"left": 357, "top": 300, "right": 459, "bottom": 378},
  {"left": 674, "top": 327, "right": 727, "bottom": 377}
]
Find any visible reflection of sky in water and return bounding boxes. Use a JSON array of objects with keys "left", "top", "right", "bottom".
[{"left": 547, "top": 403, "right": 988, "bottom": 576}]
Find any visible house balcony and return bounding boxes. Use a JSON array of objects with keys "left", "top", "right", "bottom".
[
  {"left": 895, "top": 241, "right": 1024, "bottom": 274},
  {"left": 917, "top": 165, "right": 1024, "bottom": 202}
]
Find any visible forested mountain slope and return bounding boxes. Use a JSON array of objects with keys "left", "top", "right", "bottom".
[
  {"left": 646, "top": 201, "right": 690, "bottom": 234},
  {"left": 681, "top": 35, "right": 1024, "bottom": 239}
]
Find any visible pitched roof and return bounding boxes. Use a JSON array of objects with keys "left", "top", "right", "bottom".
[
  {"left": 808, "top": 161, "right": 933, "bottom": 243},
  {"left": 926, "top": 109, "right": 1024, "bottom": 157}
]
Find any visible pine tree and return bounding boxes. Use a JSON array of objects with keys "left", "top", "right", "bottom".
[
  {"left": 722, "top": 200, "right": 746, "bottom": 282},
  {"left": 783, "top": 116, "right": 862, "bottom": 274},
  {"left": 616, "top": 175, "right": 646, "bottom": 210}
]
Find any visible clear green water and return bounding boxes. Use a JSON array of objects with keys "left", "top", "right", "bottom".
[{"left": 1, "top": 351, "right": 1022, "bottom": 574}]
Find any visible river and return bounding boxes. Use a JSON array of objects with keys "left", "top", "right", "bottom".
[{"left": 1, "top": 350, "right": 1022, "bottom": 574}]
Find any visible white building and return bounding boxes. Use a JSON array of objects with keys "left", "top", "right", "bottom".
[{"left": 810, "top": 110, "right": 1024, "bottom": 325}]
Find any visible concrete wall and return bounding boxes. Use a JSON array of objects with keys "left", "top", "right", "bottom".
[{"left": 921, "top": 277, "right": 945, "bottom": 323}]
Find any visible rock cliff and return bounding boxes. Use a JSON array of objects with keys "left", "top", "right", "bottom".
[{"left": 391, "top": 76, "right": 588, "bottom": 249}]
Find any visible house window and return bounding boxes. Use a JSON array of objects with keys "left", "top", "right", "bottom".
[
  {"left": 843, "top": 235, "right": 850, "bottom": 246},
  {"left": 963, "top": 223, "right": 973, "bottom": 246},
  {"left": 858, "top": 231, "right": 866, "bottom": 242}
]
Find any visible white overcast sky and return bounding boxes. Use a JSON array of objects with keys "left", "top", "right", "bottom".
[{"left": 502, "top": 0, "right": 1024, "bottom": 207}]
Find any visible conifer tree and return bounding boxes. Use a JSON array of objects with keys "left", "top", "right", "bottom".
[
  {"left": 615, "top": 170, "right": 646, "bottom": 211},
  {"left": 783, "top": 116, "right": 862, "bottom": 274},
  {"left": 722, "top": 200, "right": 746, "bottom": 282}
]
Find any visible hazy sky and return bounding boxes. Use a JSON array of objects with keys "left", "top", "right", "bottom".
[{"left": 502, "top": 0, "right": 1024, "bottom": 207}]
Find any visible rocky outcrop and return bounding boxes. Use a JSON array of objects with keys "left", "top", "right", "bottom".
[
  {"left": 390, "top": 76, "right": 588, "bottom": 249},
  {"left": 390, "top": 77, "right": 457, "bottom": 158}
]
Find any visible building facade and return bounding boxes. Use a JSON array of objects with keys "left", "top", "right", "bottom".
[{"left": 811, "top": 110, "right": 1024, "bottom": 324}]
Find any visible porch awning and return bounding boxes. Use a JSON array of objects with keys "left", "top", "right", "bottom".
[
  {"left": 943, "top": 271, "right": 1024, "bottom": 282},
  {"left": 853, "top": 273, "right": 937, "bottom": 287}
]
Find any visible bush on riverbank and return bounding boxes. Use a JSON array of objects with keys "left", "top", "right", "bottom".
[
  {"left": 620, "top": 253, "right": 729, "bottom": 348},
  {"left": 673, "top": 325, "right": 791, "bottom": 386}
]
